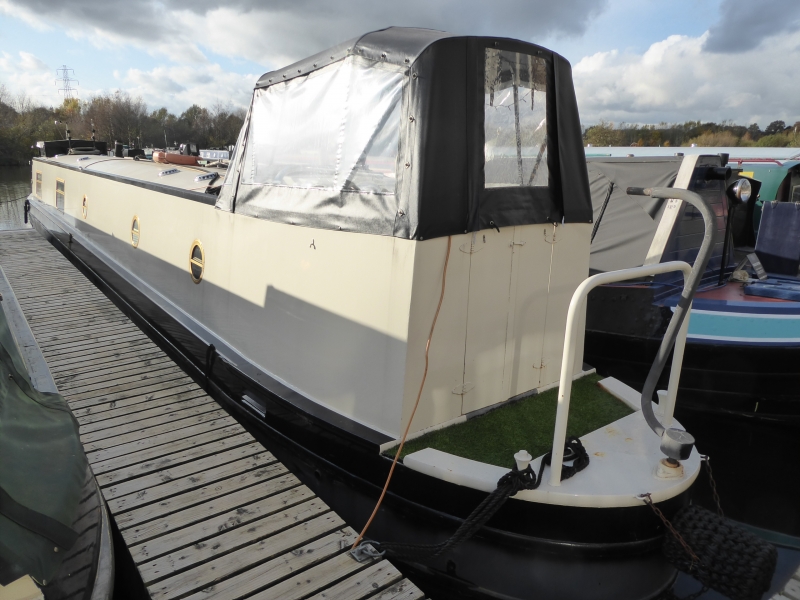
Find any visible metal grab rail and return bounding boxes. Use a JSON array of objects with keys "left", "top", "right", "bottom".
[{"left": 549, "top": 260, "right": 692, "bottom": 487}]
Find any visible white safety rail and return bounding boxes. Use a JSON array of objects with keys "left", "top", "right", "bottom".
[{"left": 549, "top": 261, "right": 693, "bottom": 487}]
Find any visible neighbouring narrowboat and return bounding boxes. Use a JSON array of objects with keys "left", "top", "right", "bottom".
[
  {"left": 584, "top": 154, "right": 800, "bottom": 424},
  {"left": 583, "top": 153, "right": 800, "bottom": 544}
]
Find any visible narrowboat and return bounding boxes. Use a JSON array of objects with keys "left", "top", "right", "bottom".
[{"left": 26, "top": 27, "right": 720, "bottom": 599}]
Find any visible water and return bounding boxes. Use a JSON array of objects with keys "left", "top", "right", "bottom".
[{"left": 0, "top": 167, "right": 32, "bottom": 231}]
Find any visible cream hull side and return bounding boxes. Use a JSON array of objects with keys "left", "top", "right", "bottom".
[
  {"left": 33, "top": 159, "right": 590, "bottom": 439},
  {"left": 403, "top": 223, "right": 591, "bottom": 435}
]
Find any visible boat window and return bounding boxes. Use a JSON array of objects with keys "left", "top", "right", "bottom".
[
  {"left": 35, "top": 172, "right": 42, "bottom": 198},
  {"left": 189, "top": 241, "right": 204, "bottom": 283},
  {"left": 131, "top": 216, "right": 140, "bottom": 248},
  {"left": 242, "top": 56, "right": 403, "bottom": 195},
  {"left": 82, "top": 195, "right": 88, "bottom": 219},
  {"left": 484, "top": 49, "right": 548, "bottom": 188},
  {"left": 55, "top": 178, "right": 65, "bottom": 210}
]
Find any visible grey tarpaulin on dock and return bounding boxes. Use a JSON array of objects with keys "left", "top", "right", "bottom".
[
  {"left": 0, "top": 303, "right": 87, "bottom": 584},
  {"left": 216, "top": 27, "right": 593, "bottom": 240},
  {"left": 587, "top": 157, "right": 682, "bottom": 272}
]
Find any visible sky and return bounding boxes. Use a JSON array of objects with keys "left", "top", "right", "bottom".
[{"left": 0, "top": 0, "right": 798, "bottom": 127}]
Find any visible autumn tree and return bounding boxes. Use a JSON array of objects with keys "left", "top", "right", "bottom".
[{"left": 765, "top": 120, "right": 786, "bottom": 135}]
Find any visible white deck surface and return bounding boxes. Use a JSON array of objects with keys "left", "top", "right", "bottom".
[{"left": 405, "top": 404, "right": 700, "bottom": 508}]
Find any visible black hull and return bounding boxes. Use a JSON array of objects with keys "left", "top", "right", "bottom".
[
  {"left": 584, "top": 330, "right": 800, "bottom": 423},
  {"left": 30, "top": 204, "right": 686, "bottom": 600}
]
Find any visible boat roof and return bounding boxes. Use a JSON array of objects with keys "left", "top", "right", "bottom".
[
  {"left": 38, "top": 155, "right": 223, "bottom": 194},
  {"left": 585, "top": 146, "right": 800, "bottom": 161},
  {"left": 257, "top": 27, "right": 454, "bottom": 88}
]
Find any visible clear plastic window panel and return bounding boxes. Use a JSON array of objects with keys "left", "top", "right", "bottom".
[
  {"left": 484, "top": 49, "right": 548, "bottom": 188},
  {"left": 242, "top": 56, "right": 403, "bottom": 195},
  {"left": 56, "top": 179, "right": 65, "bottom": 211}
]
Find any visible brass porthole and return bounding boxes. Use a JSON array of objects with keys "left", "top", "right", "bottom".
[
  {"left": 81, "top": 195, "right": 88, "bottom": 219},
  {"left": 189, "top": 240, "right": 204, "bottom": 283},
  {"left": 131, "top": 216, "right": 140, "bottom": 248}
]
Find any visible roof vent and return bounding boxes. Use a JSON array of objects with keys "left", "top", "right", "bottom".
[{"left": 194, "top": 173, "right": 218, "bottom": 182}]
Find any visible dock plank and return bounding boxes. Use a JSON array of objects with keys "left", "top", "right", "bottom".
[
  {"left": 94, "top": 432, "right": 255, "bottom": 487},
  {"left": 128, "top": 483, "right": 313, "bottom": 562},
  {"left": 135, "top": 500, "right": 337, "bottom": 584},
  {"left": 306, "top": 560, "right": 405, "bottom": 599},
  {"left": 80, "top": 404, "right": 225, "bottom": 446},
  {"left": 59, "top": 357, "right": 176, "bottom": 390},
  {"left": 60, "top": 364, "right": 186, "bottom": 394},
  {"left": 168, "top": 522, "right": 354, "bottom": 600},
  {"left": 249, "top": 548, "right": 370, "bottom": 600},
  {"left": 371, "top": 581, "right": 427, "bottom": 600},
  {"left": 79, "top": 394, "right": 215, "bottom": 434},
  {"left": 114, "top": 462, "right": 290, "bottom": 529},
  {"left": 65, "top": 371, "right": 195, "bottom": 403},
  {"left": 85, "top": 413, "right": 238, "bottom": 463},
  {"left": 101, "top": 442, "right": 266, "bottom": 500},
  {"left": 75, "top": 387, "right": 210, "bottom": 425},
  {"left": 89, "top": 422, "right": 245, "bottom": 476},
  {"left": 105, "top": 450, "right": 279, "bottom": 513}
]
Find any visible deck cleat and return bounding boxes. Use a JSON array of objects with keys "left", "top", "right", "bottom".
[{"left": 660, "top": 427, "right": 695, "bottom": 461}]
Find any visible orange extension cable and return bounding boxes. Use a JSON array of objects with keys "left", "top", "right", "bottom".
[{"left": 352, "top": 235, "right": 452, "bottom": 550}]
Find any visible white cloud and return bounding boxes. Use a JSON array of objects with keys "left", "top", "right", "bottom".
[
  {"left": 573, "top": 29, "right": 800, "bottom": 127},
  {"left": 1, "top": 0, "right": 607, "bottom": 69},
  {"left": 121, "top": 64, "right": 255, "bottom": 112},
  {"left": 0, "top": 50, "right": 62, "bottom": 106}
]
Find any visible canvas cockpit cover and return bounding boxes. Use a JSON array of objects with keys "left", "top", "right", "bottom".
[
  {"left": 217, "top": 27, "right": 592, "bottom": 240},
  {"left": 588, "top": 157, "right": 681, "bottom": 272}
]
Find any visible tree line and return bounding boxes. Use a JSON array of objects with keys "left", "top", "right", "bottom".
[
  {"left": 0, "top": 84, "right": 245, "bottom": 165},
  {"left": 3, "top": 82, "right": 798, "bottom": 165},
  {"left": 583, "top": 119, "right": 800, "bottom": 148}
]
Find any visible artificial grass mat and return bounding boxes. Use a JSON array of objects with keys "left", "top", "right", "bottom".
[{"left": 392, "top": 374, "right": 634, "bottom": 469}]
